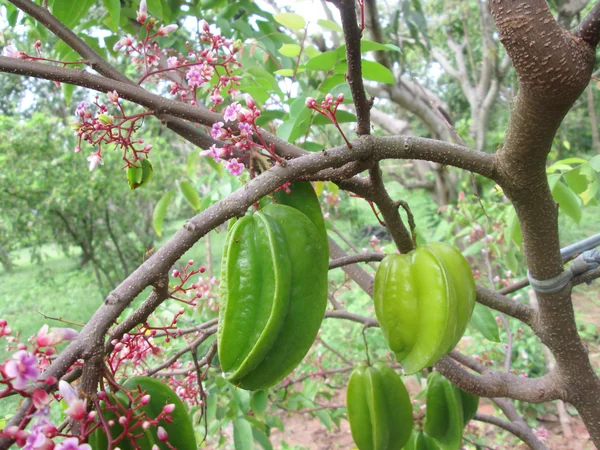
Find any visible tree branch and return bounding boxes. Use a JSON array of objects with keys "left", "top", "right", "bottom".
[
  {"left": 474, "top": 413, "right": 548, "bottom": 450},
  {"left": 329, "top": 252, "right": 384, "bottom": 269},
  {"left": 435, "top": 356, "right": 564, "bottom": 403},
  {"left": 576, "top": 1, "right": 600, "bottom": 47},
  {"left": 334, "top": 0, "right": 371, "bottom": 135}
]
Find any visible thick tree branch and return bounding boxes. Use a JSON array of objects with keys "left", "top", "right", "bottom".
[
  {"left": 475, "top": 285, "right": 536, "bottom": 327},
  {"left": 576, "top": 2, "right": 600, "bottom": 47},
  {"left": 474, "top": 413, "right": 548, "bottom": 450},
  {"left": 435, "top": 357, "right": 564, "bottom": 403},
  {"left": 334, "top": 0, "right": 371, "bottom": 135}
]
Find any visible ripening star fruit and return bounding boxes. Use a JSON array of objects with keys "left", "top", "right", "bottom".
[
  {"left": 346, "top": 362, "right": 413, "bottom": 450},
  {"left": 218, "top": 182, "right": 329, "bottom": 390},
  {"left": 373, "top": 243, "right": 476, "bottom": 374}
]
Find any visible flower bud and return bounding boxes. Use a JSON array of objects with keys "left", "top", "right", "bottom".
[
  {"left": 157, "top": 426, "right": 168, "bottom": 442},
  {"left": 162, "top": 403, "right": 175, "bottom": 414},
  {"left": 305, "top": 97, "right": 317, "bottom": 108}
]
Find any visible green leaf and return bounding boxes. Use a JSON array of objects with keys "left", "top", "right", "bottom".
[
  {"left": 317, "top": 18, "right": 342, "bottom": 32},
  {"left": 52, "top": 0, "right": 94, "bottom": 28},
  {"left": 278, "top": 44, "right": 301, "bottom": 57},
  {"left": 305, "top": 51, "right": 339, "bottom": 71},
  {"left": 314, "top": 410, "right": 334, "bottom": 431},
  {"left": 504, "top": 206, "right": 522, "bottom": 248},
  {"left": 470, "top": 304, "right": 500, "bottom": 342},
  {"left": 319, "top": 74, "right": 346, "bottom": 93},
  {"left": 564, "top": 168, "right": 588, "bottom": 194},
  {"left": 61, "top": 83, "right": 75, "bottom": 106},
  {"left": 147, "top": 0, "right": 164, "bottom": 20},
  {"left": 273, "top": 12, "right": 306, "bottom": 30},
  {"left": 304, "top": 45, "right": 320, "bottom": 58},
  {"left": 580, "top": 175, "right": 600, "bottom": 204},
  {"left": 361, "top": 60, "right": 395, "bottom": 84},
  {"left": 589, "top": 154, "right": 600, "bottom": 171},
  {"left": 251, "top": 391, "right": 268, "bottom": 421},
  {"left": 101, "top": 0, "right": 121, "bottom": 32},
  {"left": 180, "top": 181, "right": 201, "bottom": 211},
  {"left": 552, "top": 181, "right": 582, "bottom": 223},
  {"left": 187, "top": 151, "right": 200, "bottom": 180},
  {"left": 233, "top": 388, "right": 251, "bottom": 413},
  {"left": 152, "top": 191, "right": 175, "bottom": 237},
  {"left": 274, "top": 68, "right": 305, "bottom": 77},
  {"left": 252, "top": 428, "right": 273, "bottom": 450},
  {"left": 233, "top": 418, "right": 255, "bottom": 450},
  {"left": 312, "top": 110, "right": 356, "bottom": 125}
]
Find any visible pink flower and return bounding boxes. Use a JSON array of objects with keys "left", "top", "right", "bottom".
[
  {"left": 55, "top": 438, "right": 91, "bottom": 450},
  {"left": 113, "top": 35, "right": 134, "bottom": 51},
  {"left": 107, "top": 91, "right": 119, "bottom": 103},
  {"left": 211, "top": 122, "right": 225, "bottom": 139},
  {"left": 199, "top": 145, "right": 221, "bottom": 162},
  {"left": 223, "top": 102, "right": 241, "bottom": 122},
  {"left": 2, "top": 44, "right": 21, "bottom": 58},
  {"left": 157, "top": 24, "right": 178, "bottom": 36},
  {"left": 59, "top": 381, "right": 87, "bottom": 421},
  {"left": 74, "top": 102, "right": 89, "bottom": 119},
  {"left": 87, "top": 153, "right": 104, "bottom": 171},
  {"left": 137, "top": 0, "right": 147, "bottom": 23},
  {"left": 209, "top": 91, "right": 223, "bottom": 105},
  {"left": 32, "top": 389, "right": 51, "bottom": 410},
  {"left": 37, "top": 325, "right": 79, "bottom": 348},
  {"left": 167, "top": 56, "right": 179, "bottom": 69},
  {"left": 225, "top": 158, "right": 244, "bottom": 176},
  {"left": 22, "top": 426, "right": 47, "bottom": 450},
  {"left": 238, "top": 122, "right": 252, "bottom": 136},
  {"left": 4, "top": 350, "right": 39, "bottom": 389},
  {"left": 186, "top": 64, "right": 214, "bottom": 88}
]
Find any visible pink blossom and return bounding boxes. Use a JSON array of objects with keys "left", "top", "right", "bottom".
[
  {"left": 22, "top": 426, "right": 47, "bottom": 450},
  {"left": 32, "top": 389, "right": 51, "bottom": 410},
  {"left": 238, "top": 122, "right": 252, "bottom": 136},
  {"left": 113, "top": 35, "right": 134, "bottom": 51},
  {"left": 87, "top": 153, "right": 103, "bottom": 171},
  {"left": 74, "top": 102, "right": 89, "bottom": 119},
  {"left": 209, "top": 91, "right": 223, "bottom": 105},
  {"left": 2, "top": 44, "right": 21, "bottom": 58},
  {"left": 37, "top": 325, "right": 79, "bottom": 348},
  {"left": 4, "top": 350, "right": 39, "bottom": 389},
  {"left": 137, "top": 0, "right": 148, "bottom": 23},
  {"left": 186, "top": 64, "right": 214, "bottom": 88},
  {"left": 107, "top": 90, "right": 119, "bottom": 103},
  {"left": 211, "top": 122, "right": 225, "bottom": 139},
  {"left": 225, "top": 158, "right": 244, "bottom": 176},
  {"left": 55, "top": 438, "right": 91, "bottom": 450},
  {"left": 167, "top": 56, "right": 179, "bottom": 69},
  {"left": 200, "top": 145, "right": 221, "bottom": 162},
  {"left": 223, "top": 102, "right": 242, "bottom": 122},
  {"left": 59, "top": 381, "right": 87, "bottom": 421},
  {"left": 157, "top": 24, "right": 178, "bottom": 36}
]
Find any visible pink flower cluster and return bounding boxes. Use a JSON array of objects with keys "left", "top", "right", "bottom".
[
  {"left": 305, "top": 93, "right": 351, "bottom": 148},
  {"left": 71, "top": 96, "right": 153, "bottom": 171},
  {"left": 199, "top": 95, "right": 276, "bottom": 177}
]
